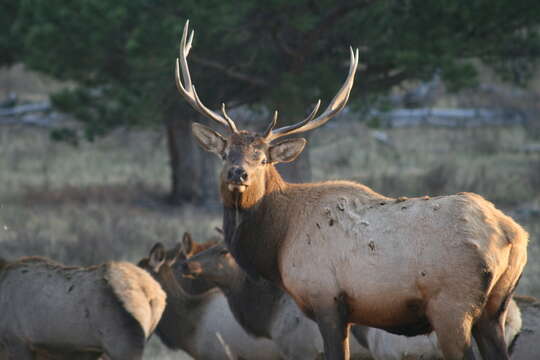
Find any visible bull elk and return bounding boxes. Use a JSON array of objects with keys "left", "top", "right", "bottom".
[{"left": 176, "top": 21, "right": 528, "bottom": 360}]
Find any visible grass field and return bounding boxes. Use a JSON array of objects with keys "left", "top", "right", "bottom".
[{"left": 0, "top": 120, "right": 539, "bottom": 359}]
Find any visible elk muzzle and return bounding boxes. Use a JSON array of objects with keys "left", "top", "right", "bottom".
[
  {"left": 181, "top": 260, "right": 203, "bottom": 278},
  {"left": 226, "top": 166, "right": 248, "bottom": 193}
]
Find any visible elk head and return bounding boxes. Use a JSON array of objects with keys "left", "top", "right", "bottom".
[
  {"left": 180, "top": 242, "right": 239, "bottom": 288},
  {"left": 175, "top": 21, "right": 358, "bottom": 208}
]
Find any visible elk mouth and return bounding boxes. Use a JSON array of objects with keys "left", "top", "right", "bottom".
[
  {"left": 180, "top": 261, "right": 202, "bottom": 278},
  {"left": 227, "top": 183, "right": 248, "bottom": 193}
]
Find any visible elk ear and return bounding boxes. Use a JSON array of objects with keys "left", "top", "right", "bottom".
[
  {"left": 166, "top": 243, "right": 183, "bottom": 266},
  {"left": 182, "top": 232, "right": 194, "bottom": 256},
  {"left": 192, "top": 122, "right": 226, "bottom": 157},
  {"left": 149, "top": 243, "right": 166, "bottom": 272},
  {"left": 269, "top": 138, "right": 307, "bottom": 163}
]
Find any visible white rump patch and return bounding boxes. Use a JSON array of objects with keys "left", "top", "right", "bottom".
[{"left": 105, "top": 262, "right": 166, "bottom": 338}]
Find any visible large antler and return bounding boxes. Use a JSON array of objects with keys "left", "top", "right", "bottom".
[
  {"left": 175, "top": 20, "right": 238, "bottom": 133},
  {"left": 264, "top": 47, "right": 359, "bottom": 142}
]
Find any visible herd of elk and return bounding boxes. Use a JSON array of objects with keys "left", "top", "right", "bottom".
[
  {"left": 0, "top": 18, "right": 532, "bottom": 360},
  {"left": 137, "top": 234, "right": 281, "bottom": 360},
  {"left": 176, "top": 20, "right": 529, "bottom": 360}
]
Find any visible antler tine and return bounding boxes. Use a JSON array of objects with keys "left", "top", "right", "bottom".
[
  {"left": 266, "top": 47, "right": 359, "bottom": 142},
  {"left": 265, "top": 100, "right": 321, "bottom": 141},
  {"left": 175, "top": 20, "right": 238, "bottom": 132},
  {"left": 221, "top": 103, "right": 239, "bottom": 133},
  {"left": 263, "top": 110, "right": 279, "bottom": 138}
]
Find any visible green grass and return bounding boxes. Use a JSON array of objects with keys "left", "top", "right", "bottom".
[{"left": 0, "top": 123, "right": 539, "bottom": 359}]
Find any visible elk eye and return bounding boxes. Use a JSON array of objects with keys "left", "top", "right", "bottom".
[
  {"left": 251, "top": 151, "right": 261, "bottom": 161},
  {"left": 219, "top": 249, "right": 230, "bottom": 255},
  {"left": 261, "top": 158, "right": 267, "bottom": 164}
]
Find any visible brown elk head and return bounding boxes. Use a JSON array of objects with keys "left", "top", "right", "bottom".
[
  {"left": 138, "top": 233, "right": 219, "bottom": 296},
  {"left": 180, "top": 242, "right": 239, "bottom": 288},
  {"left": 176, "top": 21, "right": 358, "bottom": 208}
]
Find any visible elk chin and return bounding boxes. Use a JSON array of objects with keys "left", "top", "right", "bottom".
[
  {"left": 228, "top": 184, "right": 247, "bottom": 193},
  {"left": 181, "top": 262, "right": 202, "bottom": 278}
]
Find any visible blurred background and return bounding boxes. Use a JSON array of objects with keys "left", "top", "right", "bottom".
[{"left": 1, "top": 1, "right": 540, "bottom": 358}]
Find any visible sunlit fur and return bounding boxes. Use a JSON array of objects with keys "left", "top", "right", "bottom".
[
  {"left": 193, "top": 126, "right": 529, "bottom": 360},
  {"left": 182, "top": 242, "right": 372, "bottom": 359},
  {"left": 0, "top": 256, "right": 165, "bottom": 360},
  {"left": 354, "top": 297, "right": 522, "bottom": 359}
]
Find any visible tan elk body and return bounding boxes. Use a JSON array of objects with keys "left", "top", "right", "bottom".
[
  {"left": 175, "top": 21, "right": 528, "bottom": 360},
  {"left": 182, "top": 241, "right": 372, "bottom": 360},
  {"left": 352, "top": 297, "right": 522, "bottom": 360},
  {"left": 0, "top": 256, "right": 165, "bottom": 360}
]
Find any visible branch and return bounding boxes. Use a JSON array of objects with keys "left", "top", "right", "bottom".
[
  {"left": 272, "top": 29, "right": 299, "bottom": 58},
  {"left": 192, "top": 55, "right": 268, "bottom": 88},
  {"left": 303, "top": 0, "right": 376, "bottom": 48},
  {"left": 293, "top": 0, "right": 377, "bottom": 69}
]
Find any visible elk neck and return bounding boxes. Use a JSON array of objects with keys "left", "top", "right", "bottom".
[
  {"left": 220, "top": 268, "right": 285, "bottom": 339},
  {"left": 152, "top": 265, "right": 214, "bottom": 350},
  {"left": 222, "top": 164, "right": 291, "bottom": 284}
]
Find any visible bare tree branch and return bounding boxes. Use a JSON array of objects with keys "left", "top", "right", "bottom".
[
  {"left": 292, "top": 0, "right": 377, "bottom": 70},
  {"left": 192, "top": 55, "right": 268, "bottom": 88}
]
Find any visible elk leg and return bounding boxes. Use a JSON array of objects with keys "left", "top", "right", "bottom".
[
  {"left": 313, "top": 296, "right": 350, "bottom": 360},
  {"left": 473, "top": 313, "right": 509, "bottom": 360},
  {"left": 427, "top": 300, "right": 476, "bottom": 360}
]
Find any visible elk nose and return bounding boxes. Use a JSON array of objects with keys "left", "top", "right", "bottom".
[{"left": 227, "top": 166, "right": 248, "bottom": 183}]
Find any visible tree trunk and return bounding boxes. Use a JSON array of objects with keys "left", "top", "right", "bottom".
[{"left": 165, "top": 105, "right": 218, "bottom": 206}]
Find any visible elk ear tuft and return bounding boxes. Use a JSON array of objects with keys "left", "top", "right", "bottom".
[
  {"left": 149, "top": 243, "right": 166, "bottom": 272},
  {"left": 192, "top": 122, "right": 226, "bottom": 156},
  {"left": 269, "top": 138, "right": 307, "bottom": 163},
  {"left": 182, "top": 232, "right": 194, "bottom": 256},
  {"left": 166, "top": 243, "right": 183, "bottom": 266}
]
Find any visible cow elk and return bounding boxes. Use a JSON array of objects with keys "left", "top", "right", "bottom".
[
  {"left": 176, "top": 21, "right": 528, "bottom": 360},
  {"left": 138, "top": 236, "right": 281, "bottom": 360},
  {"left": 0, "top": 256, "right": 165, "bottom": 360},
  {"left": 508, "top": 295, "right": 540, "bottom": 360}
]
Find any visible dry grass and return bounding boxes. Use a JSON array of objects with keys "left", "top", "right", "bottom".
[
  {"left": 0, "top": 121, "right": 539, "bottom": 359},
  {"left": 310, "top": 123, "right": 538, "bottom": 205}
]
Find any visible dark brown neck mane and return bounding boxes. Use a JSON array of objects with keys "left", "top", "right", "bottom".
[
  {"left": 221, "top": 268, "right": 285, "bottom": 338},
  {"left": 222, "top": 165, "right": 291, "bottom": 283},
  {"left": 142, "top": 263, "right": 215, "bottom": 351}
]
